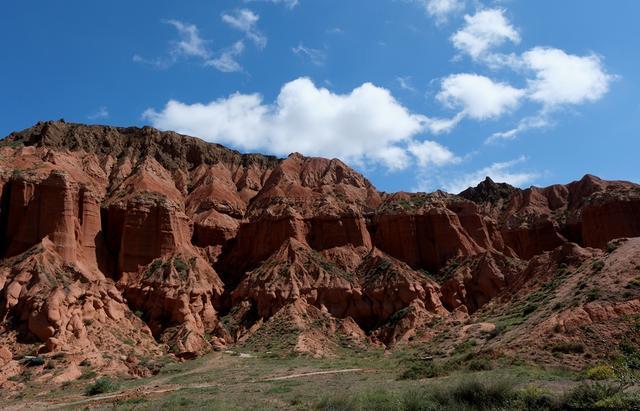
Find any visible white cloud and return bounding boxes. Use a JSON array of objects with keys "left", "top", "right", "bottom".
[
  {"left": 451, "top": 9, "right": 520, "bottom": 60},
  {"left": 396, "top": 76, "right": 417, "bottom": 93},
  {"left": 326, "top": 27, "right": 344, "bottom": 34},
  {"left": 132, "top": 53, "right": 172, "bottom": 69},
  {"left": 165, "top": 20, "right": 210, "bottom": 59},
  {"left": 88, "top": 106, "right": 109, "bottom": 120},
  {"left": 206, "top": 41, "right": 245, "bottom": 73},
  {"left": 133, "top": 17, "right": 266, "bottom": 73},
  {"left": 486, "top": 113, "right": 551, "bottom": 143},
  {"left": 424, "top": 0, "right": 465, "bottom": 23},
  {"left": 522, "top": 47, "right": 613, "bottom": 107},
  {"left": 222, "top": 9, "right": 267, "bottom": 49},
  {"left": 143, "top": 77, "right": 455, "bottom": 171},
  {"left": 487, "top": 47, "right": 614, "bottom": 141},
  {"left": 408, "top": 140, "right": 460, "bottom": 168},
  {"left": 292, "top": 43, "right": 327, "bottom": 65},
  {"left": 245, "top": 0, "right": 298, "bottom": 9},
  {"left": 133, "top": 20, "right": 212, "bottom": 69},
  {"left": 424, "top": 112, "right": 465, "bottom": 134},
  {"left": 437, "top": 73, "right": 524, "bottom": 120},
  {"left": 442, "top": 156, "right": 538, "bottom": 193}
]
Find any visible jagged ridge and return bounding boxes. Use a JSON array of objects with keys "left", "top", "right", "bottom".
[{"left": 1, "top": 120, "right": 640, "bottom": 386}]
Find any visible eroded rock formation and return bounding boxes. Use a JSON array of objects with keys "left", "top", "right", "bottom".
[{"left": 1, "top": 120, "right": 640, "bottom": 384}]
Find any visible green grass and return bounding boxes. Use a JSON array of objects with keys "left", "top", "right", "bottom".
[
  {"left": 5, "top": 349, "right": 616, "bottom": 410},
  {"left": 313, "top": 377, "right": 640, "bottom": 411}
]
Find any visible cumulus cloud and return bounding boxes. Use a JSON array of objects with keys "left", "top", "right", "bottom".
[
  {"left": 436, "top": 73, "right": 524, "bottom": 120},
  {"left": 206, "top": 41, "right": 245, "bottom": 73},
  {"left": 222, "top": 9, "right": 267, "bottom": 49},
  {"left": 442, "top": 156, "right": 538, "bottom": 193},
  {"left": 292, "top": 43, "right": 327, "bottom": 65},
  {"left": 413, "top": 0, "right": 465, "bottom": 24},
  {"left": 488, "top": 48, "right": 614, "bottom": 141},
  {"left": 408, "top": 140, "right": 460, "bottom": 168},
  {"left": 522, "top": 47, "right": 613, "bottom": 107},
  {"left": 451, "top": 9, "right": 520, "bottom": 60},
  {"left": 143, "top": 77, "right": 457, "bottom": 171}
]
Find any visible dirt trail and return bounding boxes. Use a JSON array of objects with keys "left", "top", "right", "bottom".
[
  {"left": 265, "top": 368, "right": 363, "bottom": 381},
  {"left": 17, "top": 365, "right": 366, "bottom": 410}
]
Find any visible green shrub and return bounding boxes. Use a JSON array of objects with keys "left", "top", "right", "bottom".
[
  {"left": 618, "top": 340, "right": 640, "bottom": 370},
  {"left": 522, "top": 303, "right": 539, "bottom": 316},
  {"left": 85, "top": 377, "right": 118, "bottom": 396},
  {"left": 516, "top": 386, "right": 556, "bottom": 411},
  {"left": 423, "top": 377, "right": 516, "bottom": 410},
  {"left": 467, "top": 358, "right": 493, "bottom": 371},
  {"left": 586, "top": 288, "right": 601, "bottom": 302},
  {"left": 160, "top": 396, "right": 195, "bottom": 408},
  {"left": 313, "top": 377, "right": 640, "bottom": 411},
  {"left": 313, "top": 390, "right": 400, "bottom": 411},
  {"left": 628, "top": 277, "right": 640, "bottom": 288},
  {"left": 593, "top": 392, "right": 640, "bottom": 409},
  {"left": 452, "top": 339, "right": 477, "bottom": 355},
  {"left": 592, "top": 260, "right": 605, "bottom": 272},
  {"left": 173, "top": 257, "right": 189, "bottom": 274},
  {"left": 485, "top": 323, "right": 505, "bottom": 340},
  {"left": 586, "top": 364, "right": 615, "bottom": 381},
  {"left": 79, "top": 370, "right": 97, "bottom": 380},
  {"left": 145, "top": 259, "right": 164, "bottom": 277},
  {"left": 550, "top": 341, "right": 585, "bottom": 354},
  {"left": 21, "top": 356, "right": 45, "bottom": 367},
  {"left": 388, "top": 307, "right": 410, "bottom": 324},
  {"left": 562, "top": 382, "right": 619, "bottom": 409},
  {"left": 313, "top": 395, "right": 358, "bottom": 411},
  {"left": 399, "top": 361, "right": 444, "bottom": 380}
]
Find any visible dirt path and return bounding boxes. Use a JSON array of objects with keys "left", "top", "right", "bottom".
[
  {"left": 23, "top": 366, "right": 366, "bottom": 410},
  {"left": 265, "top": 368, "right": 363, "bottom": 381}
]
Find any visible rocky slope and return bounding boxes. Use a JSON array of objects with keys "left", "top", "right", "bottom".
[{"left": 1, "top": 120, "right": 639, "bottom": 388}]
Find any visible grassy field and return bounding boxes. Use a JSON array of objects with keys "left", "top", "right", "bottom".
[{"left": 7, "top": 347, "right": 640, "bottom": 410}]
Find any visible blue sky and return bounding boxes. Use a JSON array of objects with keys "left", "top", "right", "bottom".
[{"left": 2, "top": 0, "right": 639, "bottom": 193}]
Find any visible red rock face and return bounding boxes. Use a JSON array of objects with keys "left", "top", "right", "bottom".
[
  {"left": 582, "top": 199, "right": 640, "bottom": 248},
  {"left": 501, "top": 221, "right": 566, "bottom": 260},
  {"left": 118, "top": 253, "right": 226, "bottom": 357},
  {"left": 113, "top": 195, "right": 193, "bottom": 273},
  {"left": 1, "top": 121, "right": 640, "bottom": 377},
  {"left": 2, "top": 173, "right": 108, "bottom": 273},
  {"left": 306, "top": 216, "right": 372, "bottom": 251},
  {"left": 440, "top": 252, "right": 525, "bottom": 313},
  {"left": 373, "top": 207, "right": 484, "bottom": 271},
  {"left": 230, "top": 238, "right": 445, "bottom": 336},
  {"left": 0, "top": 238, "right": 159, "bottom": 359}
]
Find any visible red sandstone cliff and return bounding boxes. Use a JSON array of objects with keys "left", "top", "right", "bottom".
[{"left": 1, "top": 120, "right": 640, "bottom": 384}]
